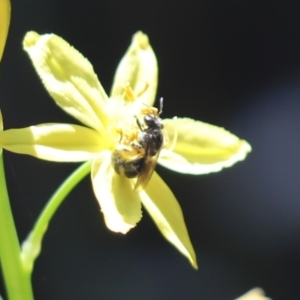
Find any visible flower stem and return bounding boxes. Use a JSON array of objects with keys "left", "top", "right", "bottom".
[
  {"left": 21, "top": 161, "right": 92, "bottom": 274},
  {"left": 0, "top": 154, "right": 34, "bottom": 300}
]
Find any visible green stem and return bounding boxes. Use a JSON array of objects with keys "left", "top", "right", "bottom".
[
  {"left": 21, "top": 161, "right": 91, "bottom": 274},
  {"left": 0, "top": 154, "right": 34, "bottom": 300}
]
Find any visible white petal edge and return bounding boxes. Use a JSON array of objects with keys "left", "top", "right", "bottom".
[
  {"left": 159, "top": 117, "right": 251, "bottom": 174},
  {"left": 159, "top": 141, "right": 251, "bottom": 174}
]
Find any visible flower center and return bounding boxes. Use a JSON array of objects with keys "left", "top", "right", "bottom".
[{"left": 110, "top": 90, "right": 166, "bottom": 190}]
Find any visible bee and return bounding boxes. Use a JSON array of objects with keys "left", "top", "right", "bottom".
[
  {"left": 133, "top": 98, "right": 165, "bottom": 190},
  {"left": 111, "top": 98, "right": 165, "bottom": 190}
]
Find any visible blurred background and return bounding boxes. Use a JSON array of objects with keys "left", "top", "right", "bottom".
[{"left": 1, "top": 0, "right": 300, "bottom": 299}]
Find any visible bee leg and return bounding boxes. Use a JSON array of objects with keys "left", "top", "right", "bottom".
[
  {"left": 130, "top": 141, "right": 143, "bottom": 150},
  {"left": 136, "top": 116, "right": 144, "bottom": 132}
]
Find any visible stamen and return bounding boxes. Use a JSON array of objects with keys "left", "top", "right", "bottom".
[
  {"left": 116, "top": 122, "right": 140, "bottom": 147},
  {"left": 115, "top": 126, "right": 124, "bottom": 143},
  {"left": 123, "top": 83, "right": 136, "bottom": 102},
  {"left": 123, "top": 81, "right": 149, "bottom": 103},
  {"left": 136, "top": 81, "right": 149, "bottom": 97}
]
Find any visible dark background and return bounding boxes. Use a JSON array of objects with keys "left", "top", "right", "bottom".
[{"left": 1, "top": 0, "right": 300, "bottom": 299}]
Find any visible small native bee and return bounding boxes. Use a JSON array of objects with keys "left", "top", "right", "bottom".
[
  {"left": 112, "top": 98, "right": 165, "bottom": 190},
  {"left": 134, "top": 98, "right": 164, "bottom": 189}
]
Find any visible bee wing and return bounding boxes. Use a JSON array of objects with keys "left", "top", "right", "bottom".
[{"left": 134, "top": 151, "right": 160, "bottom": 191}]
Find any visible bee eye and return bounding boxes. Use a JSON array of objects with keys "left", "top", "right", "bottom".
[
  {"left": 144, "top": 115, "right": 153, "bottom": 125},
  {"left": 144, "top": 115, "right": 152, "bottom": 122}
]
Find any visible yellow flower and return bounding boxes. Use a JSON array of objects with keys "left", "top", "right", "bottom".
[
  {"left": 0, "top": 31, "right": 251, "bottom": 268},
  {"left": 0, "top": 0, "right": 10, "bottom": 62},
  {"left": 235, "top": 288, "right": 271, "bottom": 300}
]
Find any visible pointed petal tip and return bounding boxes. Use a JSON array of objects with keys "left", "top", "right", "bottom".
[
  {"left": 141, "top": 172, "right": 198, "bottom": 269},
  {"left": 23, "top": 31, "right": 40, "bottom": 48},
  {"left": 132, "top": 31, "right": 150, "bottom": 50},
  {"left": 242, "top": 139, "right": 252, "bottom": 153},
  {"left": 238, "top": 139, "right": 252, "bottom": 161},
  {"left": 191, "top": 259, "right": 198, "bottom": 270},
  {"left": 183, "top": 248, "right": 198, "bottom": 269}
]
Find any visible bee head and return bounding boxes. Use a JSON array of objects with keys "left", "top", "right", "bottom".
[{"left": 144, "top": 114, "right": 164, "bottom": 129}]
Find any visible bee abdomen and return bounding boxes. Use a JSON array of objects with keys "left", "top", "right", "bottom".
[{"left": 112, "top": 150, "right": 144, "bottom": 178}]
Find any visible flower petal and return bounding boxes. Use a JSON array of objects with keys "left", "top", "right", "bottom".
[
  {"left": 23, "top": 32, "right": 108, "bottom": 131},
  {"left": 0, "top": 0, "right": 10, "bottom": 62},
  {"left": 110, "top": 31, "right": 158, "bottom": 106},
  {"left": 0, "top": 110, "right": 3, "bottom": 132},
  {"left": 0, "top": 123, "right": 103, "bottom": 161},
  {"left": 140, "top": 172, "right": 197, "bottom": 269},
  {"left": 0, "top": 111, "right": 2, "bottom": 155},
  {"left": 159, "top": 118, "right": 251, "bottom": 174},
  {"left": 235, "top": 288, "right": 271, "bottom": 300},
  {"left": 91, "top": 151, "right": 142, "bottom": 234}
]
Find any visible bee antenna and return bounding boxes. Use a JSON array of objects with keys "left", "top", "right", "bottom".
[
  {"left": 142, "top": 103, "right": 151, "bottom": 109},
  {"left": 159, "top": 97, "right": 163, "bottom": 116}
]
